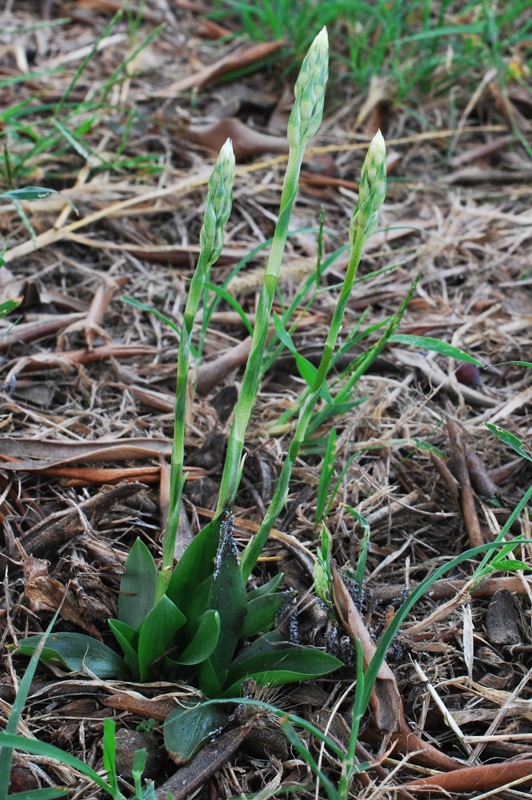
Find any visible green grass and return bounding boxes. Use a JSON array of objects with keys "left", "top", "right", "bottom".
[{"left": 210, "top": 0, "right": 532, "bottom": 103}]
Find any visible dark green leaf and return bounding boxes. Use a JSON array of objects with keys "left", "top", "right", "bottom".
[
  {"left": 137, "top": 596, "right": 186, "bottom": 681},
  {"left": 486, "top": 423, "right": 532, "bottom": 463},
  {"left": 166, "top": 516, "right": 222, "bottom": 618},
  {"left": 389, "top": 334, "right": 482, "bottom": 365},
  {"left": 230, "top": 630, "right": 281, "bottom": 664},
  {"left": 246, "top": 573, "right": 283, "bottom": 601},
  {"left": 16, "top": 633, "right": 125, "bottom": 678},
  {"left": 198, "top": 657, "right": 225, "bottom": 698},
  {"left": 240, "top": 593, "right": 284, "bottom": 639},
  {"left": 118, "top": 538, "right": 157, "bottom": 630},
  {"left": 225, "top": 643, "right": 341, "bottom": 692},
  {"left": 178, "top": 609, "right": 220, "bottom": 665},
  {"left": 208, "top": 514, "right": 247, "bottom": 672},
  {"left": 108, "top": 618, "right": 139, "bottom": 679},
  {"left": 180, "top": 575, "right": 212, "bottom": 630},
  {"left": 164, "top": 702, "right": 227, "bottom": 765}
]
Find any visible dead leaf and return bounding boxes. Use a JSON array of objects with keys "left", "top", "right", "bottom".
[
  {"left": 331, "top": 560, "right": 402, "bottom": 733},
  {"left": 0, "top": 437, "right": 173, "bottom": 470},
  {"left": 154, "top": 40, "right": 286, "bottom": 97},
  {"left": 187, "top": 118, "right": 288, "bottom": 160},
  {"left": 403, "top": 758, "right": 532, "bottom": 793}
]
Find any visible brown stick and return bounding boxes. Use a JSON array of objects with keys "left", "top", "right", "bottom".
[{"left": 447, "top": 417, "right": 483, "bottom": 548}]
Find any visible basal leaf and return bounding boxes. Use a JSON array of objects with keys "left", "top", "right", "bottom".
[
  {"left": 246, "top": 573, "right": 283, "bottom": 601},
  {"left": 198, "top": 658, "right": 225, "bottom": 698},
  {"left": 16, "top": 633, "right": 125, "bottom": 679},
  {"left": 178, "top": 609, "right": 220, "bottom": 665},
  {"left": 108, "top": 618, "right": 140, "bottom": 679},
  {"left": 223, "top": 645, "right": 342, "bottom": 696},
  {"left": 164, "top": 702, "right": 227, "bottom": 765},
  {"left": 118, "top": 538, "right": 157, "bottom": 630},
  {"left": 226, "top": 643, "right": 341, "bottom": 690},
  {"left": 240, "top": 593, "right": 284, "bottom": 639},
  {"left": 181, "top": 575, "right": 212, "bottom": 631},
  {"left": 166, "top": 516, "right": 222, "bottom": 618},
  {"left": 390, "top": 334, "right": 482, "bottom": 365},
  {"left": 137, "top": 596, "right": 186, "bottom": 681},
  {"left": 208, "top": 514, "right": 247, "bottom": 672}
]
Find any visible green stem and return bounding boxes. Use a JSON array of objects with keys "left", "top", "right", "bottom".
[
  {"left": 216, "top": 144, "right": 305, "bottom": 514},
  {"left": 241, "top": 230, "right": 366, "bottom": 581}
]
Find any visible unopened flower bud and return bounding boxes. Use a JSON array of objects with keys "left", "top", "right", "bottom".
[
  {"left": 287, "top": 28, "right": 329, "bottom": 147},
  {"left": 349, "top": 130, "right": 387, "bottom": 249},
  {"left": 200, "top": 138, "right": 235, "bottom": 264}
]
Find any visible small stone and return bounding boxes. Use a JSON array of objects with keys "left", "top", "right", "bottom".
[{"left": 114, "top": 728, "right": 162, "bottom": 780}]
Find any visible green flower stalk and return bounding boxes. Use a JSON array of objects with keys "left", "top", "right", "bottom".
[
  {"left": 160, "top": 139, "right": 235, "bottom": 598},
  {"left": 216, "top": 28, "right": 329, "bottom": 516},
  {"left": 241, "top": 130, "right": 387, "bottom": 580}
]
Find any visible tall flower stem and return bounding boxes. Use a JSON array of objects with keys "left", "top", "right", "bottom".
[
  {"left": 241, "top": 131, "right": 387, "bottom": 580},
  {"left": 215, "top": 28, "right": 329, "bottom": 514},
  {"left": 158, "top": 139, "right": 235, "bottom": 600}
]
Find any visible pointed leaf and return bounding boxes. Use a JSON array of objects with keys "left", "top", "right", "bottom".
[
  {"left": 208, "top": 514, "right": 247, "bottom": 672},
  {"left": 178, "top": 610, "right": 220, "bottom": 665},
  {"left": 181, "top": 575, "right": 212, "bottom": 629},
  {"left": 166, "top": 516, "right": 222, "bottom": 617},
  {"left": 0, "top": 732, "right": 113, "bottom": 794},
  {"left": 390, "top": 334, "right": 482, "bottom": 365},
  {"left": 247, "top": 573, "right": 283, "bottom": 601},
  {"left": 16, "top": 633, "right": 125, "bottom": 679},
  {"left": 490, "top": 558, "right": 530, "bottom": 572},
  {"left": 164, "top": 702, "right": 228, "bottom": 765},
  {"left": 486, "top": 423, "right": 532, "bottom": 463},
  {"left": 198, "top": 658, "right": 225, "bottom": 698},
  {"left": 227, "top": 641, "right": 341, "bottom": 687},
  {"left": 274, "top": 312, "right": 317, "bottom": 386},
  {"left": 118, "top": 538, "right": 157, "bottom": 629},
  {"left": 240, "top": 593, "right": 284, "bottom": 639},
  {"left": 7, "top": 788, "right": 68, "bottom": 800},
  {"left": 108, "top": 619, "right": 140, "bottom": 679},
  {"left": 137, "top": 596, "right": 186, "bottom": 681}
]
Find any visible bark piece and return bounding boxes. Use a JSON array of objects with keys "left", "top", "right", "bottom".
[
  {"left": 486, "top": 589, "right": 521, "bottom": 646},
  {"left": 155, "top": 723, "right": 252, "bottom": 800},
  {"left": 447, "top": 417, "right": 483, "bottom": 548},
  {"left": 14, "top": 483, "right": 145, "bottom": 557}
]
